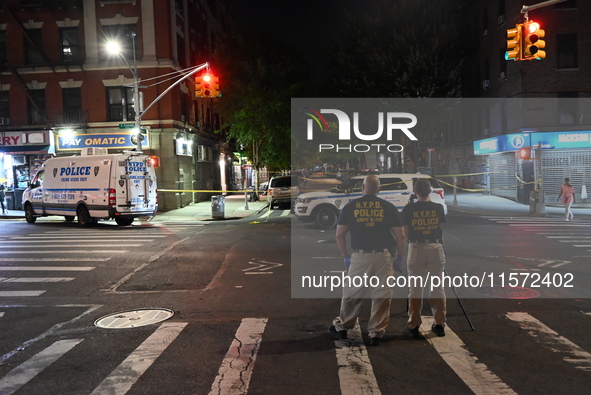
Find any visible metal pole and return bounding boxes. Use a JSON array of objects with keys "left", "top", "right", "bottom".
[
  {"left": 535, "top": 142, "right": 546, "bottom": 215},
  {"left": 453, "top": 176, "right": 458, "bottom": 205},
  {"left": 131, "top": 33, "right": 142, "bottom": 153}
]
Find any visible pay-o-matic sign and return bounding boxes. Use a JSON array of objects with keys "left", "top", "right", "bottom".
[{"left": 57, "top": 132, "right": 148, "bottom": 151}]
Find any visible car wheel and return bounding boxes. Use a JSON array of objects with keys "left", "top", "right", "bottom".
[
  {"left": 115, "top": 217, "right": 134, "bottom": 226},
  {"left": 25, "top": 204, "right": 37, "bottom": 224},
  {"left": 64, "top": 216, "right": 75, "bottom": 222},
  {"left": 77, "top": 206, "right": 95, "bottom": 227},
  {"left": 314, "top": 206, "right": 338, "bottom": 229}
]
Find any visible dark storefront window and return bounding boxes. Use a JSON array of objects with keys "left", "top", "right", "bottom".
[{"left": 107, "top": 87, "right": 135, "bottom": 122}]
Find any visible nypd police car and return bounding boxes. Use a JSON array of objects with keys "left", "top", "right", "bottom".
[{"left": 293, "top": 173, "right": 447, "bottom": 229}]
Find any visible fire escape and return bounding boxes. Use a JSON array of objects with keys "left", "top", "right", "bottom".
[{"left": 1, "top": 0, "right": 87, "bottom": 133}]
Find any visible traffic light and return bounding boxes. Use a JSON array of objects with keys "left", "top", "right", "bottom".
[
  {"left": 506, "top": 24, "right": 522, "bottom": 61},
  {"left": 518, "top": 147, "right": 531, "bottom": 160},
  {"left": 148, "top": 156, "right": 161, "bottom": 168},
  {"left": 522, "top": 21, "right": 546, "bottom": 60},
  {"left": 209, "top": 75, "right": 221, "bottom": 97},
  {"left": 195, "top": 75, "right": 205, "bottom": 97}
]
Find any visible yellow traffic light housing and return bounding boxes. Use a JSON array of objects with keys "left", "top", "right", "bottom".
[
  {"left": 195, "top": 75, "right": 205, "bottom": 97},
  {"left": 506, "top": 24, "right": 522, "bottom": 61},
  {"left": 523, "top": 21, "right": 546, "bottom": 60}
]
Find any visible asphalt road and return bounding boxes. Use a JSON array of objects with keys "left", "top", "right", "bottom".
[{"left": 1, "top": 209, "right": 591, "bottom": 394}]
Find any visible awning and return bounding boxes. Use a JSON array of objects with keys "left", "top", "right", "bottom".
[{"left": 0, "top": 145, "right": 51, "bottom": 154}]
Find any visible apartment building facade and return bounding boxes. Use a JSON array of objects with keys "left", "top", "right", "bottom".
[{"left": 0, "top": 0, "right": 227, "bottom": 211}]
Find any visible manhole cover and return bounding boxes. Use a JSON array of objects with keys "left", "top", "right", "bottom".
[
  {"left": 94, "top": 308, "right": 174, "bottom": 329},
  {"left": 470, "top": 286, "right": 541, "bottom": 299}
]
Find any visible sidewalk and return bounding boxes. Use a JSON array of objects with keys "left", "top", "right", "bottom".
[
  {"left": 151, "top": 194, "right": 269, "bottom": 222},
  {"left": 446, "top": 191, "right": 591, "bottom": 220},
  {"left": 0, "top": 194, "right": 269, "bottom": 222}
]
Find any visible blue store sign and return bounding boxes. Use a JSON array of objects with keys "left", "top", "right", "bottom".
[
  {"left": 57, "top": 132, "right": 148, "bottom": 150},
  {"left": 474, "top": 133, "right": 530, "bottom": 155}
]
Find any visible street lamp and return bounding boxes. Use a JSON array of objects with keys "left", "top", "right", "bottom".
[{"left": 106, "top": 35, "right": 142, "bottom": 152}]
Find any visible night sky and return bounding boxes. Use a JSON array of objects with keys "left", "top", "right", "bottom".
[{"left": 227, "top": 0, "right": 368, "bottom": 82}]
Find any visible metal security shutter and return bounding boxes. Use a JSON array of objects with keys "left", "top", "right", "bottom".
[
  {"left": 541, "top": 149, "right": 591, "bottom": 201},
  {"left": 488, "top": 152, "right": 517, "bottom": 200}
]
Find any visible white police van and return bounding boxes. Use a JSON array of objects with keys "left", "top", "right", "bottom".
[
  {"left": 22, "top": 148, "right": 158, "bottom": 226},
  {"left": 294, "top": 173, "right": 447, "bottom": 229}
]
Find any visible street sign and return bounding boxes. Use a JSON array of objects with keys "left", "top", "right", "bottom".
[{"left": 119, "top": 123, "right": 135, "bottom": 129}]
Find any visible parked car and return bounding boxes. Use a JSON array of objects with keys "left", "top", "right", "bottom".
[
  {"left": 267, "top": 175, "right": 301, "bottom": 209},
  {"left": 293, "top": 173, "right": 447, "bottom": 229}
]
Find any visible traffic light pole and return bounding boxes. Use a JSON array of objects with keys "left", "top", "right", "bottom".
[
  {"left": 521, "top": 0, "right": 568, "bottom": 19},
  {"left": 534, "top": 142, "right": 547, "bottom": 216}
]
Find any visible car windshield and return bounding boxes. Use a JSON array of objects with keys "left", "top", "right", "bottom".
[{"left": 270, "top": 176, "right": 296, "bottom": 188}]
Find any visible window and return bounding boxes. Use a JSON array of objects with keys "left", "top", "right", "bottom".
[
  {"left": 0, "top": 31, "right": 6, "bottom": 69},
  {"left": 557, "top": 33, "right": 577, "bottom": 69},
  {"left": 0, "top": 90, "right": 9, "bottom": 124},
  {"left": 28, "top": 90, "right": 46, "bottom": 125},
  {"left": 25, "top": 29, "right": 44, "bottom": 65},
  {"left": 107, "top": 87, "right": 135, "bottom": 122},
  {"left": 558, "top": 91, "right": 578, "bottom": 125},
  {"left": 63, "top": 88, "right": 82, "bottom": 124},
  {"left": 101, "top": 24, "right": 138, "bottom": 62},
  {"left": 380, "top": 178, "right": 407, "bottom": 191},
  {"left": 60, "top": 27, "right": 80, "bottom": 63}
]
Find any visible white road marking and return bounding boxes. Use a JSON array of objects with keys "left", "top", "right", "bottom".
[
  {"left": 209, "top": 318, "right": 268, "bottom": 395},
  {"left": 90, "top": 322, "right": 187, "bottom": 395},
  {"left": 0, "top": 250, "right": 128, "bottom": 254},
  {"left": 0, "top": 244, "right": 142, "bottom": 247},
  {"left": 0, "top": 277, "right": 74, "bottom": 283},
  {"left": 0, "top": 258, "right": 109, "bottom": 262},
  {"left": 9, "top": 236, "right": 164, "bottom": 239},
  {"left": 506, "top": 312, "right": 591, "bottom": 372},
  {"left": 0, "top": 339, "right": 83, "bottom": 394},
  {"left": 420, "top": 316, "right": 516, "bottom": 395},
  {"left": 280, "top": 210, "right": 291, "bottom": 216},
  {"left": 0, "top": 240, "right": 154, "bottom": 244},
  {"left": 0, "top": 291, "right": 46, "bottom": 297},
  {"left": 333, "top": 320, "right": 381, "bottom": 395},
  {"left": 0, "top": 266, "right": 95, "bottom": 271}
]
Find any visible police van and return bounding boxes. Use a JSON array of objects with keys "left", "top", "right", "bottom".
[
  {"left": 22, "top": 148, "right": 158, "bottom": 226},
  {"left": 293, "top": 173, "right": 447, "bottom": 229}
]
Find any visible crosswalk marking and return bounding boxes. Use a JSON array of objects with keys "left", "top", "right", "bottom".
[
  {"left": 0, "top": 266, "right": 95, "bottom": 271},
  {"left": 334, "top": 320, "right": 381, "bottom": 395},
  {"left": 0, "top": 339, "right": 83, "bottom": 395},
  {"left": 506, "top": 312, "right": 591, "bottom": 372},
  {"left": 90, "top": 322, "right": 187, "bottom": 395},
  {"left": 0, "top": 250, "right": 129, "bottom": 254},
  {"left": 420, "top": 316, "right": 516, "bottom": 395},
  {"left": 0, "top": 277, "right": 75, "bottom": 283},
  {"left": 0, "top": 291, "right": 46, "bottom": 297},
  {"left": 209, "top": 318, "right": 268, "bottom": 395}
]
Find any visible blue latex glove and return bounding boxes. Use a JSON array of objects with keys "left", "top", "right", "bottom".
[
  {"left": 393, "top": 255, "right": 405, "bottom": 273},
  {"left": 343, "top": 256, "right": 351, "bottom": 270}
]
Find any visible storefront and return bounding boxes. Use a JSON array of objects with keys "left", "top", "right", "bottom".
[
  {"left": 0, "top": 130, "right": 54, "bottom": 210},
  {"left": 474, "top": 131, "right": 591, "bottom": 204}
]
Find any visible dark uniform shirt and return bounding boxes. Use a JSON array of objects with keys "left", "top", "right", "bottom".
[
  {"left": 402, "top": 200, "right": 445, "bottom": 242},
  {"left": 337, "top": 195, "right": 403, "bottom": 250}
]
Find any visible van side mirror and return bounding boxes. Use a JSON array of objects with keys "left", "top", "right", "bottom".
[{"left": 29, "top": 181, "right": 40, "bottom": 189}]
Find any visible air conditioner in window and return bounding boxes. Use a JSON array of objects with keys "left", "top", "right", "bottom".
[
  {"left": 483, "top": 128, "right": 490, "bottom": 135},
  {"left": 499, "top": 71, "right": 506, "bottom": 79},
  {"left": 482, "top": 79, "right": 490, "bottom": 90},
  {"left": 497, "top": 15, "right": 506, "bottom": 25},
  {"left": 482, "top": 29, "right": 488, "bottom": 38}
]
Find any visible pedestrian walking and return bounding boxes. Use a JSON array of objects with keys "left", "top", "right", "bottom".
[
  {"left": 0, "top": 184, "right": 6, "bottom": 214},
  {"left": 402, "top": 179, "right": 447, "bottom": 339},
  {"left": 557, "top": 178, "right": 575, "bottom": 221},
  {"left": 329, "top": 175, "right": 406, "bottom": 346}
]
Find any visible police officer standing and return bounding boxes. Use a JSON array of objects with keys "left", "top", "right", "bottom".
[
  {"left": 402, "top": 179, "right": 447, "bottom": 339},
  {"left": 329, "top": 175, "right": 406, "bottom": 346}
]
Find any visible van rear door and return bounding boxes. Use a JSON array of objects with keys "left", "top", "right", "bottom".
[{"left": 114, "top": 155, "right": 157, "bottom": 215}]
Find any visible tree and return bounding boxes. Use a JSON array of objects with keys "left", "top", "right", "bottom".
[{"left": 216, "top": 26, "right": 310, "bottom": 180}]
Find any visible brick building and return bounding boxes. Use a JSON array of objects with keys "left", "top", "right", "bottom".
[
  {"left": 436, "top": 0, "right": 591, "bottom": 204},
  {"left": 0, "top": 0, "right": 227, "bottom": 211}
]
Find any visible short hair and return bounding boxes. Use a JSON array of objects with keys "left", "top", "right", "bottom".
[
  {"left": 414, "top": 179, "right": 432, "bottom": 198},
  {"left": 565, "top": 178, "right": 570, "bottom": 182}
]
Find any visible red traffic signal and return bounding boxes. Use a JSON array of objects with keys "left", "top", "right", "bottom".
[
  {"left": 523, "top": 21, "right": 546, "bottom": 60},
  {"left": 148, "top": 156, "right": 161, "bottom": 168},
  {"left": 518, "top": 148, "right": 531, "bottom": 160}
]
